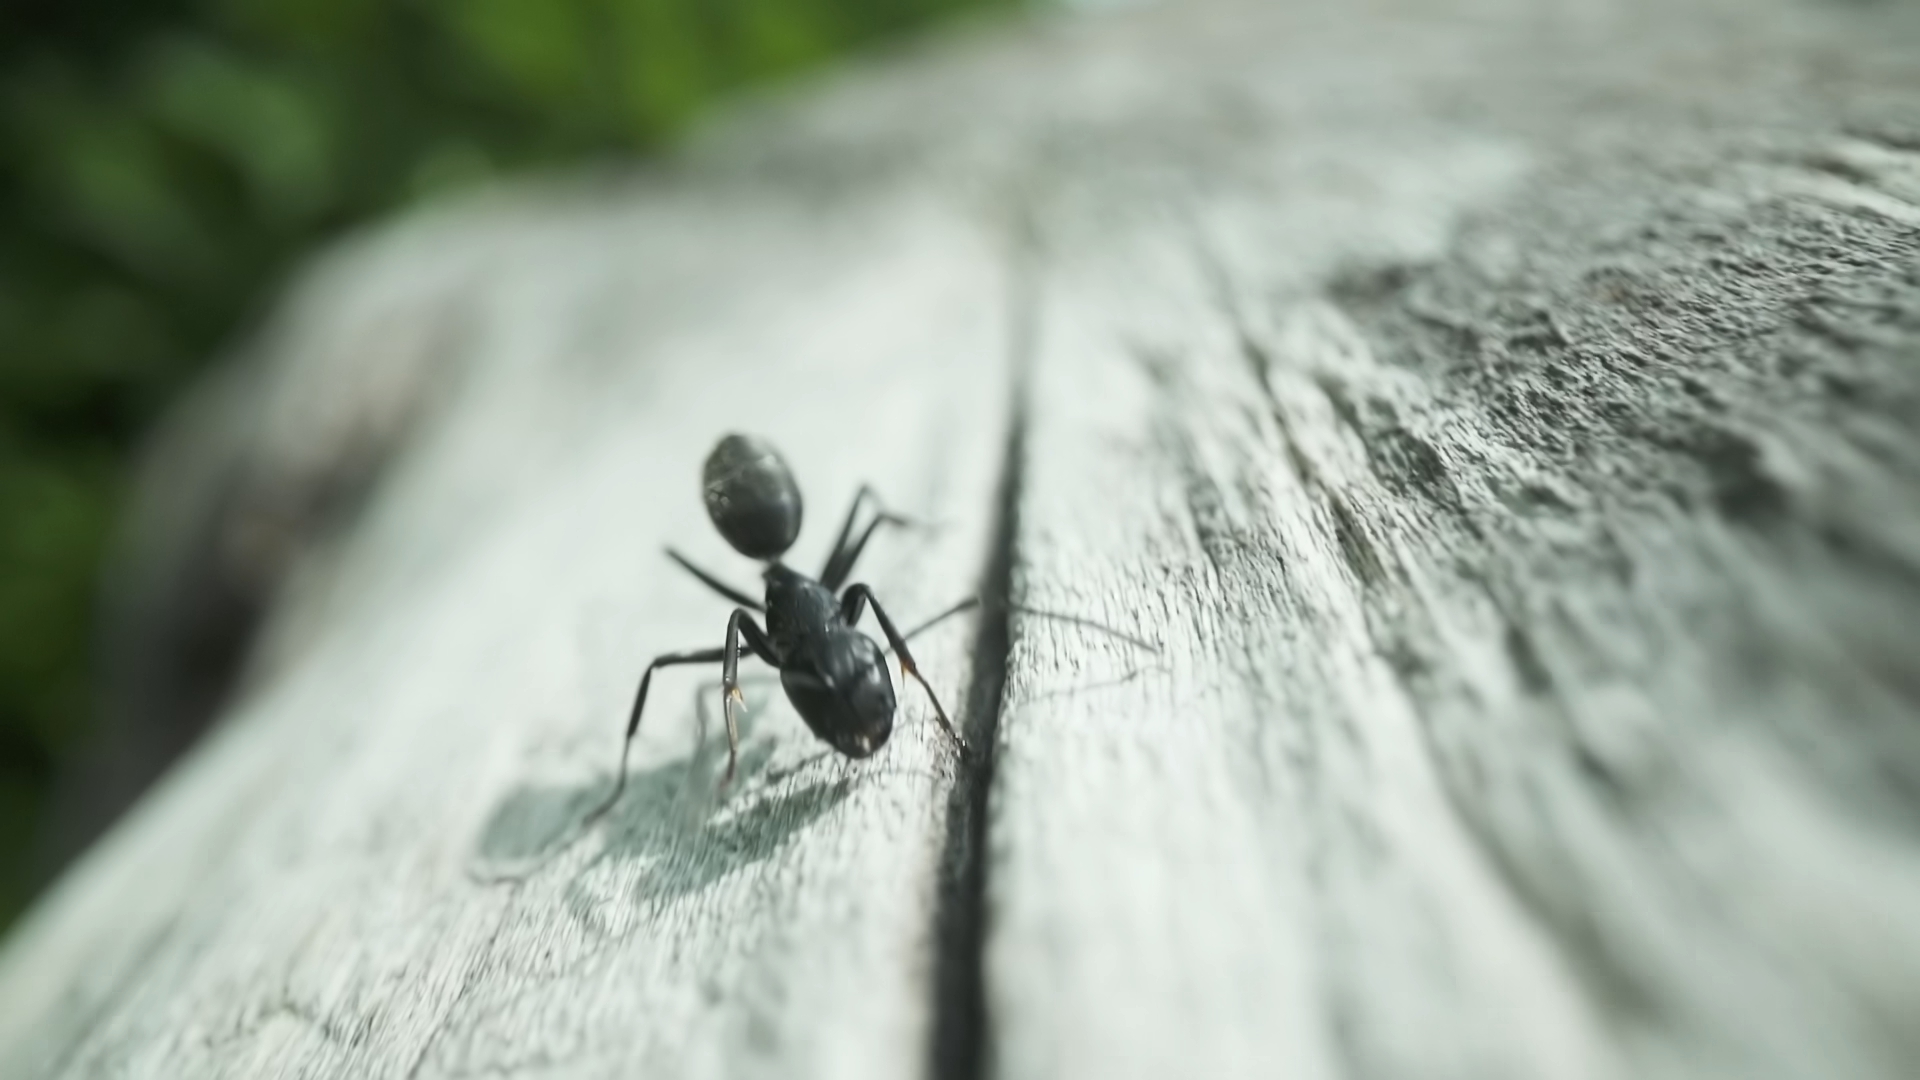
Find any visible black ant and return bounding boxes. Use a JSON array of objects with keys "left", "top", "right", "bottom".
[
  {"left": 592, "top": 433, "right": 1155, "bottom": 817},
  {"left": 592, "top": 434, "right": 964, "bottom": 812}
]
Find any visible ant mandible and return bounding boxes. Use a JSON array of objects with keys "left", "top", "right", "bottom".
[{"left": 603, "top": 433, "right": 970, "bottom": 807}]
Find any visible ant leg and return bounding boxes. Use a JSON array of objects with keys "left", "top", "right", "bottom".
[
  {"left": 821, "top": 485, "right": 880, "bottom": 573},
  {"left": 589, "top": 645, "right": 728, "bottom": 822},
  {"left": 821, "top": 485, "right": 914, "bottom": 591},
  {"left": 722, "top": 609, "right": 781, "bottom": 786},
  {"left": 822, "top": 512, "right": 915, "bottom": 592},
  {"left": 665, "top": 547, "right": 763, "bottom": 611},
  {"left": 839, "top": 584, "right": 968, "bottom": 755}
]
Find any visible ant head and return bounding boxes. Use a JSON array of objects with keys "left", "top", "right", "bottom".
[
  {"left": 703, "top": 433, "right": 802, "bottom": 560},
  {"left": 781, "top": 632, "right": 895, "bottom": 758}
]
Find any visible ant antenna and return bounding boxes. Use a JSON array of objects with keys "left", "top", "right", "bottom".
[{"left": 897, "top": 595, "right": 1162, "bottom": 654}]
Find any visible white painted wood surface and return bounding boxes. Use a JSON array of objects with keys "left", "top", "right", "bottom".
[
  {"left": 990, "top": 4, "right": 1920, "bottom": 1075},
  {"left": 0, "top": 189, "right": 1015, "bottom": 1078},
  {"left": 6, "top": 0, "right": 1920, "bottom": 1078}
]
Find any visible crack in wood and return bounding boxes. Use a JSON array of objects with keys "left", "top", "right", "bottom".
[{"left": 927, "top": 243, "right": 1037, "bottom": 1080}]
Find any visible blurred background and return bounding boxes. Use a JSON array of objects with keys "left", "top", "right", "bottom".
[{"left": 0, "top": 0, "right": 1017, "bottom": 932}]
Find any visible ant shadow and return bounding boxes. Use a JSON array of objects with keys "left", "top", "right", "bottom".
[{"left": 469, "top": 676, "right": 855, "bottom": 907}]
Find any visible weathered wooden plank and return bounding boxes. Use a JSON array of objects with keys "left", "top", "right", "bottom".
[
  {"left": 6, "top": 0, "right": 1920, "bottom": 1077},
  {"left": 0, "top": 185, "right": 1014, "bottom": 1078},
  {"left": 981, "top": 3, "right": 1920, "bottom": 1080}
]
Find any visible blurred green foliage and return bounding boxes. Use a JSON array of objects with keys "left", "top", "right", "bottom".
[{"left": 0, "top": 0, "right": 1014, "bottom": 926}]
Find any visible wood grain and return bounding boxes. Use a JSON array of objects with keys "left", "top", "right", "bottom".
[
  {"left": 0, "top": 190, "right": 1015, "bottom": 1078},
  {"left": 989, "top": 4, "right": 1920, "bottom": 1079},
  {"left": 4, "top": 0, "right": 1920, "bottom": 1078}
]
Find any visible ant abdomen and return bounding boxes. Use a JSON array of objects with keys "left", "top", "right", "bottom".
[{"left": 703, "top": 434, "right": 802, "bottom": 559}]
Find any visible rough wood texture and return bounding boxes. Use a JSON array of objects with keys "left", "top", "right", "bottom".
[
  {"left": 0, "top": 195, "right": 1016, "bottom": 1078},
  {"left": 6, "top": 0, "right": 1920, "bottom": 1078}
]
